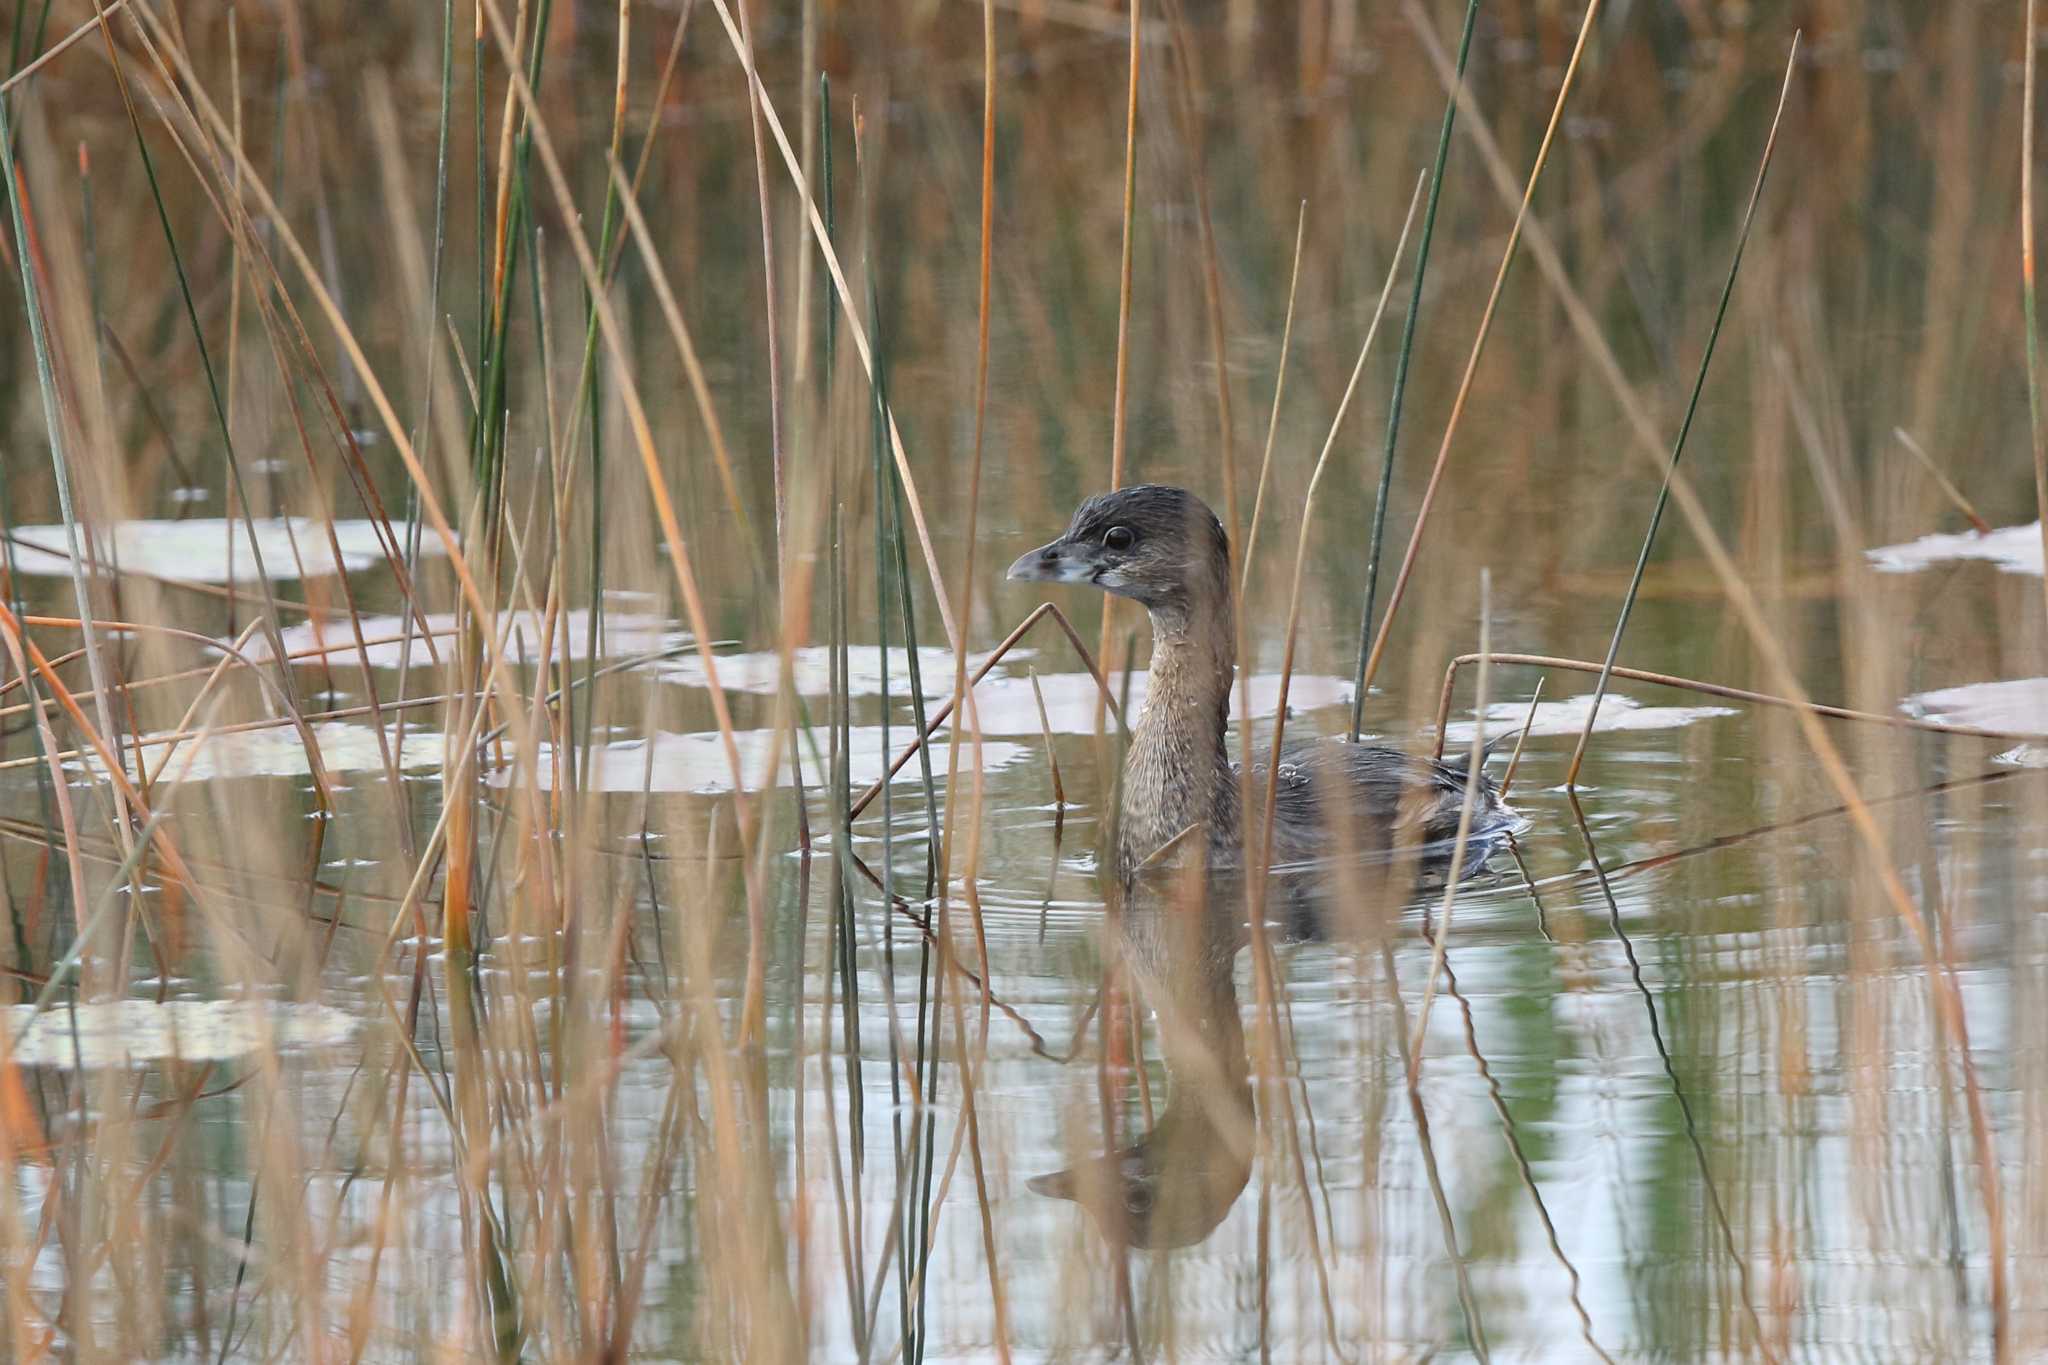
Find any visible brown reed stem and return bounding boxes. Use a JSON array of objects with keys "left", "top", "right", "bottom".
[{"left": 1894, "top": 428, "right": 1994, "bottom": 536}]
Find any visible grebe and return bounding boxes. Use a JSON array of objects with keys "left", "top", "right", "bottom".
[{"left": 1008, "top": 484, "right": 1519, "bottom": 887}]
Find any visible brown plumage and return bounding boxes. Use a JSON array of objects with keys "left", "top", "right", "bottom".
[
  {"left": 1014, "top": 485, "right": 1523, "bottom": 1247},
  {"left": 1008, "top": 484, "right": 1521, "bottom": 895}
]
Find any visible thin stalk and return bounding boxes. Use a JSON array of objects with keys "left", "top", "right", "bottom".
[
  {"left": 1237, "top": 177, "right": 1423, "bottom": 1361},
  {"left": 857, "top": 134, "right": 945, "bottom": 1362},
  {"left": 914, "top": 3, "right": 1013, "bottom": 1353},
  {"left": 2027, "top": 0, "right": 2048, "bottom": 637},
  {"left": 819, "top": 79, "right": 869, "bottom": 1356},
  {"left": 464, "top": 0, "right": 757, "bottom": 819},
  {"left": 864, "top": 226, "right": 911, "bottom": 1349},
  {"left": 734, "top": 0, "right": 817, "bottom": 862},
  {"left": 1498, "top": 676, "right": 1544, "bottom": 800},
  {"left": 0, "top": 78, "right": 138, "bottom": 878},
  {"left": 1, "top": 3, "right": 122, "bottom": 98},
  {"left": 1567, "top": 790, "right": 1774, "bottom": 1360},
  {"left": 1357, "top": 0, "right": 1605, "bottom": 704},
  {"left": 737, "top": 0, "right": 787, "bottom": 564},
  {"left": 1108, "top": 0, "right": 1142, "bottom": 493},
  {"left": 1161, "top": 0, "right": 1236, "bottom": 541},
  {"left": 1407, "top": 572, "right": 1489, "bottom": 1075},
  {"left": 574, "top": 0, "right": 635, "bottom": 798},
  {"left": 1379, "top": 936, "right": 1488, "bottom": 1360},
  {"left": 847, "top": 601, "right": 1122, "bottom": 822},
  {"left": 470, "top": 0, "right": 553, "bottom": 509},
  {"left": 568, "top": 1, "right": 712, "bottom": 790},
  {"left": 704, "top": 0, "right": 963, "bottom": 650},
  {"left": 1349, "top": 0, "right": 1480, "bottom": 742},
  {"left": 1096, "top": 0, "right": 1143, "bottom": 736},
  {"left": 1253, "top": 172, "right": 1425, "bottom": 896},
  {"left": 1564, "top": 38, "right": 1795, "bottom": 789},
  {"left": 1239, "top": 201, "right": 1306, "bottom": 596},
  {"left": 88, "top": 0, "right": 290, "bottom": 704},
  {"left": 474, "top": 0, "right": 487, "bottom": 436},
  {"left": 1893, "top": 428, "right": 1993, "bottom": 536},
  {"left": 1029, "top": 671, "right": 1064, "bottom": 806},
  {"left": 395, "top": 0, "right": 459, "bottom": 789}
]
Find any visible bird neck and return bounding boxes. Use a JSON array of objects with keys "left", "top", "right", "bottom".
[{"left": 1118, "top": 592, "right": 1238, "bottom": 874}]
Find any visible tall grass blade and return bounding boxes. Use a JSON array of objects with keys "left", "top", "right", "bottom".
[
  {"left": 1349, "top": 0, "right": 1480, "bottom": 743},
  {"left": 1355, "top": 0, "right": 1606, "bottom": 703},
  {"left": 2027, "top": 0, "right": 2048, "bottom": 638},
  {"left": 818, "top": 76, "right": 869, "bottom": 1355},
  {"left": 1564, "top": 37, "right": 1797, "bottom": 790}
]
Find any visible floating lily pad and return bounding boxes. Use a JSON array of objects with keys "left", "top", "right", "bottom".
[
  {"left": 486, "top": 727, "right": 1028, "bottom": 794},
  {"left": 4, "top": 518, "right": 451, "bottom": 583},
  {"left": 653, "top": 645, "right": 1030, "bottom": 697},
  {"left": 232, "top": 609, "right": 687, "bottom": 669},
  {"left": 1, "top": 1000, "right": 356, "bottom": 1069},
  {"left": 1902, "top": 677, "right": 2048, "bottom": 734},
  {"left": 1865, "top": 522, "right": 2044, "bottom": 577},
  {"left": 1440, "top": 692, "right": 1738, "bottom": 743}
]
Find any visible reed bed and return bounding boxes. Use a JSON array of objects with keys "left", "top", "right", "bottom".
[{"left": 0, "top": 2, "right": 2044, "bottom": 1360}]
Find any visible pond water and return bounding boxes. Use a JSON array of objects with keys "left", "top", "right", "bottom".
[{"left": 2, "top": 2, "right": 2046, "bottom": 1361}]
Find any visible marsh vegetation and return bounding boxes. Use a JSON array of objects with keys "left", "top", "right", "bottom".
[{"left": 0, "top": 1, "right": 2045, "bottom": 1359}]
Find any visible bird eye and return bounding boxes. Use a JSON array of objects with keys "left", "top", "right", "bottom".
[
  {"left": 1103, "top": 525, "right": 1136, "bottom": 552},
  {"left": 1124, "top": 1184, "right": 1154, "bottom": 1216}
]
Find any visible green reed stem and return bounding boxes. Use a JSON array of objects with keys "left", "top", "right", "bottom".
[
  {"left": 859, "top": 133, "right": 944, "bottom": 1363},
  {"left": 890, "top": 446, "right": 943, "bottom": 1365},
  {"left": 471, "top": 0, "right": 554, "bottom": 510},
  {"left": 0, "top": 91, "right": 136, "bottom": 821},
  {"left": 819, "top": 78, "right": 870, "bottom": 1355},
  {"left": 395, "top": 0, "right": 458, "bottom": 781},
  {"left": 886, "top": 349, "right": 944, "bottom": 1365},
  {"left": 0, "top": 100, "right": 60, "bottom": 970},
  {"left": 870, "top": 283, "right": 945, "bottom": 1334},
  {"left": 92, "top": 24, "right": 310, "bottom": 727},
  {"left": 1567, "top": 790, "right": 1773, "bottom": 1359},
  {"left": 1563, "top": 38, "right": 1796, "bottom": 789},
  {"left": 4, "top": 0, "right": 53, "bottom": 125},
  {"left": 1349, "top": 0, "right": 1479, "bottom": 743},
  {"left": 474, "top": 0, "right": 487, "bottom": 402},
  {"left": 572, "top": 5, "right": 636, "bottom": 799}
]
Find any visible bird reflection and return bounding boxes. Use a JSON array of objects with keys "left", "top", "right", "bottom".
[{"left": 1028, "top": 862, "right": 1255, "bottom": 1250}]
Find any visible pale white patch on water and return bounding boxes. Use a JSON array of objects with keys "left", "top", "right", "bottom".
[
  {"left": 1996, "top": 744, "right": 2048, "bottom": 768},
  {"left": 652, "top": 644, "right": 1030, "bottom": 696},
  {"left": 4, "top": 518, "right": 452, "bottom": 582},
  {"left": 1, "top": 1000, "right": 356, "bottom": 1069},
  {"left": 655, "top": 646, "right": 1040, "bottom": 699},
  {"left": 230, "top": 608, "right": 688, "bottom": 668},
  {"left": 1440, "top": 691, "right": 1738, "bottom": 743},
  {"left": 486, "top": 726, "right": 1027, "bottom": 794},
  {"left": 957, "top": 670, "right": 1352, "bottom": 734},
  {"left": 75, "top": 720, "right": 446, "bottom": 783},
  {"left": 1903, "top": 677, "right": 2048, "bottom": 733},
  {"left": 1865, "top": 521, "right": 2044, "bottom": 576}
]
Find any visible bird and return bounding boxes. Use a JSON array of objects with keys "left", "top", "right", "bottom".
[
  {"left": 1006, "top": 484, "right": 1521, "bottom": 895},
  {"left": 1013, "top": 485, "right": 1521, "bottom": 1248}
]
